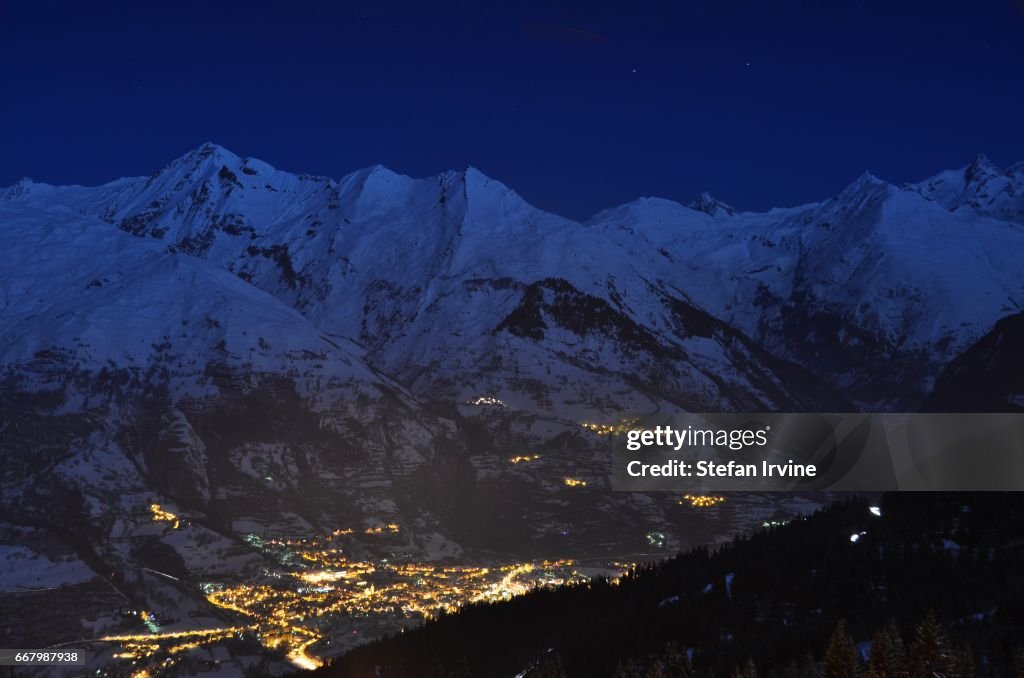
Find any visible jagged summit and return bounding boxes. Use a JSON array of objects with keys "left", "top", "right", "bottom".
[
  {"left": 431, "top": 165, "right": 536, "bottom": 222},
  {"left": 0, "top": 177, "right": 39, "bottom": 199},
  {"left": 5, "top": 145, "right": 1022, "bottom": 228},
  {"left": 195, "top": 140, "right": 233, "bottom": 157},
  {"left": 436, "top": 165, "right": 512, "bottom": 193},
  {"left": 905, "top": 153, "right": 1024, "bottom": 224},
  {"left": 688, "top": 191, "right": 737, "bottom": 218},
  {"left": 963, "top": 152, "right": 1002, "bottom": 183},
  {"left": 163, "top": 141, "right": 242, "bottom": 173},
  {"left": 851, "top": 170, "right": 885, "bottom": 186},
  {"left": 832, "top": 170, "right": 891, "bottom": 203},
  {"left": 150, "top": 142, "right": 337, "bottom": 194}
]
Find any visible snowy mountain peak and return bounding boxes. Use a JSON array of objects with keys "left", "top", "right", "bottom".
[
  {"left": 348, "top": 163, "right": 408, "bottom": 191},
  {"left": 905, "top": 154, "right": 1024, "bottom": 224},
  {"left": 964, "top": 153, "right": 1001, "bottom": 182},
  {"left": 460, "top": 165, "right": 508, "bottom": 196},
  {"left": 853, "top": 170, "right": 884, "bottom": 186},
  {"left": 834, "top": 171, "right": 890, "bottom": 205},
  {"left": 688, "top": 191, "right": 737, "bottom": 218},
  {"left": 0, "top": 177, "right": 39, "bottom": 200},
  {"left": 5, "top": 145, "right": 1024, "bottom": 421},
  {"left": 333, "top": 164, "right": 415, "bottom": 216},
  {"left": 435, "top": 165, "right": 534, "bottom": 221},
  {"left": 195, "top": 141, "right": 236, "bottom": 160},
  {"left": 140, "top": 142, "right": 252, "bottom": 197},
  {"left": 172, "top": 141, "right": 241, "bottom": 172},
  {"left": 461, "top": 164, "right": 492, "bottom": 182},
  {"left": 438, "top": 165, "right": 499, "bottom": 190},
  {"left": 586, "top": 197, "right": 714, "bottom": 240}
]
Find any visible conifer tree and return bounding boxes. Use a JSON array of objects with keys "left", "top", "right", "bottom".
[
  {"left": 949, "top": 645, "right": 974, "bottom": 678},
  {"left": 909, "top": 611, "right": 952, "bottom": 676},
  {"left": 731, "top": 658, "right": 758, "bottom": 678},
  {"left": 535, "top": 654, "right": 568, "bottom": 678},
  {"left": 824, "top": 621, "right": 860, "bottom": 678},
  {"left": 646, "top": 660, "right": 668, "bottom": 678},
  {"left": 866, "top": 624, "right": 906, "bottom": 678},
  {"left": 661, "top": 641, "right": 693, "bottom": 678},
  {"left": 614, "top": 659, "right": 644, "bottom": 678}
]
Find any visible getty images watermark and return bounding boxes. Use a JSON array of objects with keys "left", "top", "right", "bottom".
[{"left": 612, "top": 413, "right": 1024, "bottom": 491}]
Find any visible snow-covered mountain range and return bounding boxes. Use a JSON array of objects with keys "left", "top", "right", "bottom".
[
  {"left": 11, "top": 145, "right": 1022, "bottom": 407},
  {"left": 590, "top": 163, "right": 1024, "bottom": 407},
  {"left": 7, "top": 144, "right": 1021, "bottom": 412},
  {"left": 2, "top": 145, "right": 1022, "bottom": 654}
]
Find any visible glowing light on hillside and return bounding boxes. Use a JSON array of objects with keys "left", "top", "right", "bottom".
[
  {"left": 646, "top": 531, "right": 667, "bottom": 548},
  {"left": 679, "top": 494, "right": 726, "bottom": 508},
  {"left": 287, "top": 641, "right": 322, "bottom": 670},
  {"left": 364, "top": 523, "right": 400, "bottom": 535},
  {"left": 298, "top": 571, "right": 346, "bottom": 584},
  {"left": 149, "top": 504, "right": 180, "bottom": 529},
  {"left": 466, "top": 396, "right": 506, "bottom": 407},
  {"left": 580, "top": 418, "right": 639, "bottom": 436}
]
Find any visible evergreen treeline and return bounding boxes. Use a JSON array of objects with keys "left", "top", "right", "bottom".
[
  {"left": 625, "top": 611, "right": 982, "bottom": 678},
  {"left": 312, "top": 494, "right": 1024, "bottom": 677}
]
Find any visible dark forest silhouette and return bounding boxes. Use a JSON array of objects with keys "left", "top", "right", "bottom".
[{"left": 312, "top": 493, "right": 1024, "bottom": 677}]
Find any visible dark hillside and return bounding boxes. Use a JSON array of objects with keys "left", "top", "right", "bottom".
[{"left": 315, "top": 493, "right": 1024, "bottom": 677}]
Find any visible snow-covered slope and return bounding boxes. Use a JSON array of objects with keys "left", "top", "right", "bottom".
[
  {"left": 924, "top": 310, "right": 1024, "bottom": 412},
  {"left": 5, "top": 145, "right": 1023, "bottom": 414},
  {"left": 4, "top": 143, "right": 844, "bottom": 418},
  {"left": 0, "top": 200, "right": 453, "bottom": 627},
  {"left": 688, "top": 191, "right": 738, "bottom": 218},
  {"left": 590, "top": 172, "right": 1024, "bottom": 408},
  {"left": 905, "top": 154, "right": 1024, "bottom": 225},
  {"left": 0, "top": 201, "right": 388, "bottom": 399}
]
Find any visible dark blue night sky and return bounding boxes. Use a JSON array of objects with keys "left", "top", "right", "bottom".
[{"left": 2, "top": 0, "right": 1022, "bottom": 219}]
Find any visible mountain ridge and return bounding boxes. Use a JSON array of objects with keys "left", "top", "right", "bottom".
[
  {"left": 8, "top": 143, "right": 1021, "bottom": 224},
  {"left": 3, "top": 144, "right": 1023, "bottom": 672},
  {"left": 5, "top": 143, "right": 1023, "bottom": 413}
]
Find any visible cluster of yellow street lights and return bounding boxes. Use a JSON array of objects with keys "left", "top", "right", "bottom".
[
  {"left": 579, "top": 418, "right": 639, "bottom": 436},
  {"left": 678, "top": 494, "right": 726, "bottom": 508},
  {"left": 149, "top": 503, "right": 180, "bottom": 529}
]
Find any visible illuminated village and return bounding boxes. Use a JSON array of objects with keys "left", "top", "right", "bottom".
[
  {"left": 99, "top": 506, "right": 618, "bottom": 675},
  {"left": 91, "top": 430, "right": 729, "bottom": 676},
  {"left": 679, "top": 494, "right": 726, "bottom": 508},
  {"left": 579, "top": 419, "right": 639, "bottom": 437}
]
